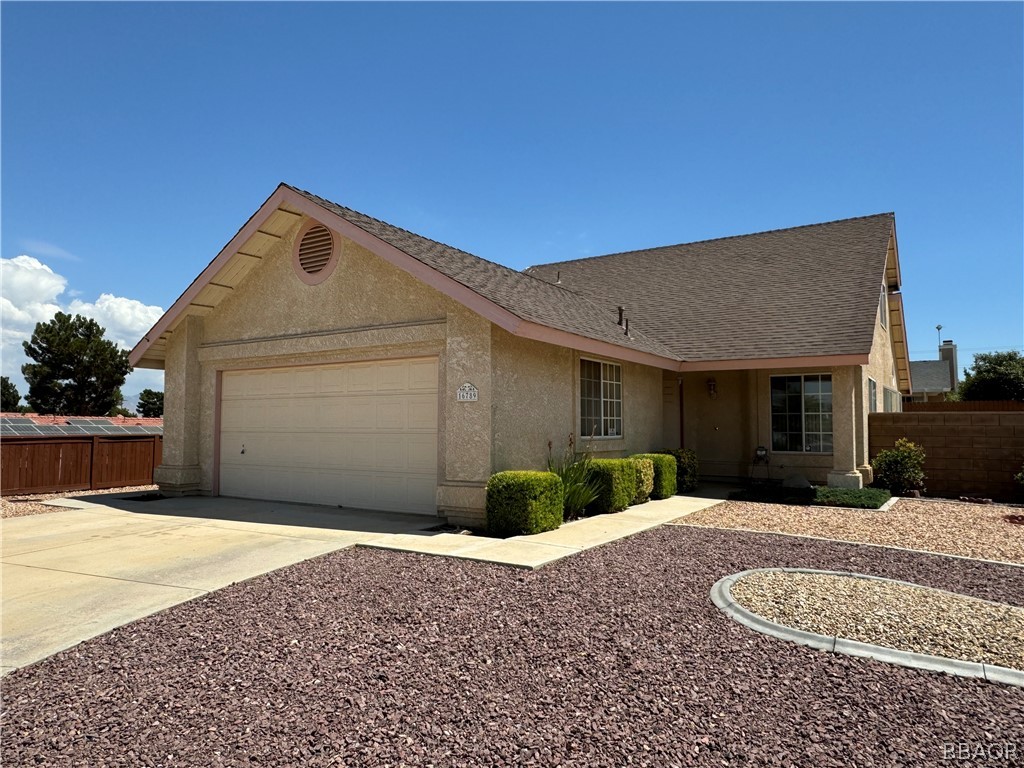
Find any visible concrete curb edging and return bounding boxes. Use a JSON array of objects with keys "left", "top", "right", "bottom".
[{"left": 710, "top": 568, "right": 1024, "bottom": 688}]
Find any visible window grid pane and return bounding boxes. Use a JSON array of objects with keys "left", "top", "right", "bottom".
[
  {"left": 580, "top": 360, "right": 622, "bottom": 438},
  {"left": 770, "top": 374, "right": 832, "bottom": 453}
]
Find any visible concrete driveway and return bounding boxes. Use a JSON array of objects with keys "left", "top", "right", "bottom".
[{"left": 1, "top": 493, "right": 436, "bottom": 674}]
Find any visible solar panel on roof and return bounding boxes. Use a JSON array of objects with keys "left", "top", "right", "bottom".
[
  {"left": 3, "top": 417, "right": 35, "bottom": 424},
  {"left": 122, "top": 426, "right": 148, "bottom": 434},
  {"left": 35, "top": 425, "right": 65, "bottom": 434},
  {"left": 61, "top": 425, "right": 90, "bottom": 433},
  {"left": 11, "top": 425, "right": 41, "bottom": 434}
]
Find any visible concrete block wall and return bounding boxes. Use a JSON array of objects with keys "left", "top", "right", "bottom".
[{"left": 868, "top": 412, "right": 1024, "bottom": 501}]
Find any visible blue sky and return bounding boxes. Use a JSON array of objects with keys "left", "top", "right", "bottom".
[{"left": 2, "top": 2, "right": 1021, "bottom": 403}]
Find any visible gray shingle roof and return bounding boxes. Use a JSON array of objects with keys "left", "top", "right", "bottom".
[
  {"left": 289, "top": 184, "right": 894, "bottom": 365},
  {"left": 286, "top": 185, "right": 678, "bottom": 360},
  {"left": 910, "top": 360, "right": 954, "bottom": 393},
  {"left": 525, "top": 214, "right": 895, "bottom": 362}
]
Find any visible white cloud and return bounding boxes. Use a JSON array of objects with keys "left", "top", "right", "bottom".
[
  {"left": 68, "top": 294, "right": 165, "bottom": 351},
  {"left": 1, "top": 255, "right": 164, "bottom": 406}
]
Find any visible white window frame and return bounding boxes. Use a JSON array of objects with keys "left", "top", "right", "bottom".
[
  {"left": 868, "top": 377, "right": 878, "bottom": 414},
  {"left": 770, "top": 373, "right": 833, "bottom": 454},
  {"left": 883, "top": 387, "right": 902, "bottom": 413},
  {"left": 579, "top": 358, "right": 622, "bottom": 439},
  {"left": 879, "top": 286, "right": 889, "bottom": 329}
]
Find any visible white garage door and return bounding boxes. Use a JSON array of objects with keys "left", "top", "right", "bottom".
[{"left": 219, "top": 358, "right": 438, "bottom": 514}]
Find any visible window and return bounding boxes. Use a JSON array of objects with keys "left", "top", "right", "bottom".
[
  {"left": 868, "top": 378, "right": 878, "bottom": 413},
  {"left": 580, "top": 359, "right": 622, "bottom": 438},
  {"left": 883, "top": 387, "right": 901, "bottom": 413},
  {"left": 770, "top": 374, "right": 833, "bottom": 453},
  {"left": 879, "top": 287, "right": 889, "bottom": 329}
]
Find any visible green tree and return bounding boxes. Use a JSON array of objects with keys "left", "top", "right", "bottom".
[
  {"left": 957, "top": 351, "right": 1024, "bottom": 402},
  {"left": 137, "top": 388, "right": 164, "bottom": 417},
  {"left": 1, "top": 376, "right": 22, "bottom": 411},
  {"left": 21, "top": 312, "right": 132, "bottom": 416}
]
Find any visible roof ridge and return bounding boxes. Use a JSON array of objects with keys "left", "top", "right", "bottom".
[{"left": 526, "top": 211, "right": 896, "bottom": 270}]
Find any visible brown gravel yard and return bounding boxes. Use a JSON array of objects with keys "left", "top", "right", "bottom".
[
  {"left": 2, "top": 526, "right": 1023, "bottom": 767},
  {"left": 681, "top": 498, "right": 1024, "bottom": 564},
  {"left": 730, "top": 570, "right": 1024, "bottom": 670},
  {"left": 0, "top": 486, "right": 158, "bottom": 518}
]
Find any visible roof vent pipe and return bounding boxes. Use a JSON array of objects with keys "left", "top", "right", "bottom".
[
  {"left": 624, "top": 318, "right": 630, "bottom": 336},
  {"left": 617, "top": 306, "right": 624, "bottom": 326},
  {"left": 555, "top": 271, "right": 562, "bottom": 284}
]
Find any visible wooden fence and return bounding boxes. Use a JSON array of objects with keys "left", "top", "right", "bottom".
[{"left": 1, "top": 436, "right": 163, "bottom": 495}]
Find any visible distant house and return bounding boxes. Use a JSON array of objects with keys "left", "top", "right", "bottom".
[
  {"left": 130, "top": 184, "right": 911, "bottom": 526},
  {"left": 906, "top": 340, "right": 959, "bottom": 403}
]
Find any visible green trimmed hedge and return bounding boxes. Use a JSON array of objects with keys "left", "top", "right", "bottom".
[
  {"left": 629, "top": 457, "right": 655, "bottom": 504},
  {"left": 486, "top": 471, "right": 563, "bottom": 536},
  {"left": 586, "top": 459, "right": 637, "bottom": 514},
  {"left": 659, "top": 449, "right": 699, "bottom": 492},
  {"left": 728, "top": 485, "right": 892, "bottom": 510},
  {"left": 631, "top": 453, "right": 677, "bottom": 499}
]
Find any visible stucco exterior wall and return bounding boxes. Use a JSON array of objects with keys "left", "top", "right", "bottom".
[
  {"left": 163, "top": 216, "right": 496, "bottom": 525},
  {"left": 682, "top": 365, "right": 864, "bottom": 486},
  {"left": 860, "top": 286, "right": 901, "bottom": 482},
  {"left": 490, "top": 327, "right": 667, "bottom": 470}
]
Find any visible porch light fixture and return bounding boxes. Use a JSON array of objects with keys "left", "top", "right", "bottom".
[{"left": 707, "top": 378, "right": 718, "bottom": 399}]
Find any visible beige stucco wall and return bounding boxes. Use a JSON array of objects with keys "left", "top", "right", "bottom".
[
  {"left": 161, "top": 216, "right": 496, "bottom": 525},
  {"left": 682, "top": 365, "right": 864, "bottom": 486},
  {"left": 860, "top": 285, "right": 901, "bottom": 480},
  {"left": 490, "top": 327, "right": 667, "bottom": 471},
  {"left": 159, "top": 214, "right": 668, "bottom": 525}
]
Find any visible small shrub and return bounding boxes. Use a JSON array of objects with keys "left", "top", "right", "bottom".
[
  {"left": 631, "top": 453, "right": 677, "bottom": 499},
  {"left": 628, "top": 457, "right": 655, "bottom": 505},
  {"left": 587, "top": 459, "right": 637, "bottom": 514},
  {"left": 814, "top": 487, "right": 892, "bottom": 509},
  {"left": 871, "top": 438, "right": 926, "bottom": 495},
  {"left": 547, "top": 435, "right": 600, "bottom": 521},
  {"left": 727, "top": 485, "right": 892, "bottom": 510},
  {"left": 486, "top": 471, "right": 563, "bottom": 537},
  {"left": 659, "top": 448, "right": 699, "bottom": 492}
]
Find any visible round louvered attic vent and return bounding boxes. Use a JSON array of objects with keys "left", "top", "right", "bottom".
[{"left": 293, "top": 221, "right": 339, "bottom": 285}]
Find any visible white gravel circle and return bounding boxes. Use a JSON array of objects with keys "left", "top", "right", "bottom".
[{"left": 711, "top": 568, "right": 1024, "bottom": 688}]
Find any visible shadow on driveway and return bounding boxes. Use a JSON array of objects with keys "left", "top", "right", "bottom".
[{"left": 66, "top": 492, "right": 440, "bottom": 535}]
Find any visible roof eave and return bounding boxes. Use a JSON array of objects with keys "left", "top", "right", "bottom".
[{"left": 129, "top": 186, "right": 681, "bottom": 370}]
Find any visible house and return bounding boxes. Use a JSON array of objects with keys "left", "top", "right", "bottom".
[
  {"left": 906, "top": 340, "right": 958, "bottom": 403},
  {"left": 130, "top": 184, "right": 911, "bottom": 526}
]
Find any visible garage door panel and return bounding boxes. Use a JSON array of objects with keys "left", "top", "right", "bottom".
[
  {"left": 377, "top": 361, "right": 409, "bottom": 392},
  {"left": 348, "top": 364, "right": 377, "bottom": 393},
  {"left": 376, "top": 400, "right": 407, "bottom": 431},
  {"left": 265, "top": 402, "right": 292, "bottom": 430},
  {"left": 319, "top": 366, "right": 348, "bottom": 394},
  {"left": 406, "top": 434, "right": 436, "bottom": 472},
  {"left": 408, "top": 395, "right": 438, "bottom": 430},
  {"left": 220, "top": 359, "right": 438, "bottom": 514}
]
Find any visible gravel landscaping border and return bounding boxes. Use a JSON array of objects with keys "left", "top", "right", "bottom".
[
  {"left": 3, "top": 525, "right": 1023, "bottom": 767},
  {"left": 681, "top": 498, "right": 1024, "bottom": 564},
  {"left": 712, "top": 568, "right": 1024, "bottom": 687}
]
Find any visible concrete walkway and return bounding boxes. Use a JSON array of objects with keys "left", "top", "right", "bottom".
[{"left": 2, "top": 492, "right": 721, "bottom": 674}]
